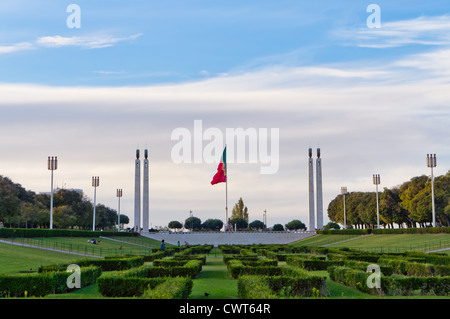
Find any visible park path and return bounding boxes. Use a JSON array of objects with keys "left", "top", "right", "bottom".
[{"left": 188, "top": 255, "right": 238, "bottom": 299}]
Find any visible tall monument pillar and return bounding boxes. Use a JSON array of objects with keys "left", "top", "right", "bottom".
[
  {"left": 142, "top": 149, "right": 149, "bottom": 233},
  {"left": 308, "top": 148, "right": 315, "bottom": 231},
  {"left": 316, "top": 148, "right": 323, "bottom": 230},
  {"left": 134, "top": 149, "right": 141, "bottom": 232}
]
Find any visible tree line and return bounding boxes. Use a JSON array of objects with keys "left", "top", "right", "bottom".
[
  {"left": 167, "top": 197, "right": 307, "bottom": 231},
  {"left": 0, "top": 175, "right": 128, "bottom": 229},
  {"left": 327, "top": 171, "right": 450, "bottom": 229}
]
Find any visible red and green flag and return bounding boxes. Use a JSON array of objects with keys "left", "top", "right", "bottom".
[{"left": 211, "top": 146, "right": 227, "bottom": 185}]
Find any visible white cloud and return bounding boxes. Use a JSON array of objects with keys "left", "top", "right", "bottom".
[
  {"left": 35, "top": 33, "right": 142, "bottom": 49},
  {"left": 0, "top": 33, "right": 142, "bottom": 54},
  {"left": 337, "top": 15, "right": 450, "bottom": 48},
  {"left": 0, "top": 46, "right": 449, "bottom": 228},
  {"left": 0, "top": 41, "right": 34, "bottom": 53}
]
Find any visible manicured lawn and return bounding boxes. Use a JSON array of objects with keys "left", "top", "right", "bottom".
[
  {"left": 292, "top": 233, "right": 450, "bottom": 254},
  {"left": 1, "top": 236, "right": 160, "bottom": 257},
  {"left": 0, "top": 243, "right": 79, "bottom": 273},
  {"left": 189, "top": 256, "right": 238, "bottom": 299}
]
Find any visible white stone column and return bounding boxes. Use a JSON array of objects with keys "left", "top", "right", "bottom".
[
  {"left": 308, "top": 148, "right": 315, "bottom": 232},
  {"left": 134, "top": 149, "right": 141, "bottom": 232},
  {"left": 316, "top": 148, "right": 323, "bottom": 230},
  {"left": 143, "top": 149, "right": 149, "bottom": 233}
]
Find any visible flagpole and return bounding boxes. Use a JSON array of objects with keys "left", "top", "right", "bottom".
[{"left": 225, "top": 145, "right": 228, "bottom": 227}]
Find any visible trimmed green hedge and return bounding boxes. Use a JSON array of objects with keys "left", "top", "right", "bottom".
[
  {"left": 0, "top": 227, "right": 139, "bottom": 238},
  {"left": 147, "top": 259, "right": 203, "bottom": 278},
  {"left": 0, "top": 273, "right": 55, "bottom": 297},
  {"left": 39, "top": 256, "right": 145, "bottom": 272},
  {"left": 0, "top": 266, "right": 102, "bottom": 297},
  {"left": 142, "top": 277, "right": 193, "bottom": 299},
  {"left": 238, "top": 267, "right": 326, "bottom": 298},
  {"left": 97, "top": 272, "right": 165, "bottom": 297},
  {"left": 286, "top": 256, "right": 344, "bottom": 271},
  {"left": 328, "top": 265, "right": 450, "bottom": 296},
  {"left": 227, "top": 260, "right": 281, "bottom": 279}
]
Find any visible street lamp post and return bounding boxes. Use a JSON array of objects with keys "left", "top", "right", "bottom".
[
  {"left": 92, "top": 176, "right": 100, "bottom": 231},
  {"left": 263, "top": 209, "right": 267, "bottom": 230},
  {"left": 341, "top": 187, "right": 348, "bottom": 229},
  {"left": 117, "top": 189, "right": 122, "bottom": 231},
  {"left": 427, "top": 154, "right": 437, "bottom": 227},
  {"left": 190, "top": 210, "right": 193, "bottom": 232},
  {"left": 48, "top": 156, "right": 58, "bottom": 230},
  {"left": 373, "top": 174, "right": 381, "bottom": 229}
]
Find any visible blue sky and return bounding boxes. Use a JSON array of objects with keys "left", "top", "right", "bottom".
[
  {"left": 0, "top": 0, "right": 447, "bottom": 86},
  {"left": 0, "top": 1, "right": 449, "bottom": 229}
]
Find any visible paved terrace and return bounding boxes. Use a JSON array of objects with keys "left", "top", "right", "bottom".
[{"left": 142, "top": 231, "right": 317, "bottom": 246}]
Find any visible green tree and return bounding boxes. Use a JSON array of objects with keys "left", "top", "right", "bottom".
[
  {"left": 249, "top": 220, "right": 265, "bottom": 230},
  {"left": 272, "top": 224, "right": 284, "bottom": 231},
  {"left": 231, "top": 198, "right": 249, "bottom": 222},
  {"left": 324, "top": 222, "right": 340, "bottom": 230},
  {"left": 168, "top": 220, "right": 183, "bottom": 229},
  {"left": 285, "top": 219, "right": 306, "bottom": 231},
  {"left": 184, "top": 216, "right": 202, "bottom": 231},
  {"left": 201, "top": 219, "right": 224, "bottom": 231},
  {"left": 230, "top": 217, "right": 248, "bottom": 230}
]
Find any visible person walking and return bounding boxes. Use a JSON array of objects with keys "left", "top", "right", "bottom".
[{"left": 160, "top": 239, "right": 166, "bottom": 252}]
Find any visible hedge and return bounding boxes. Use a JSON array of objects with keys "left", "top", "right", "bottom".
[
  {"left": 146, "top": 259, "right": 203, "bottom": 278},
  {"left": 52, "top": 266, "right": 102, "bottom": 294},
  {"left": 142, "top": 277, "right": 193, "bottom": 299},
  {"left": 237, "top": 267, "right": 326, "bottom": 298},
  {"left": 39, "top": 256, "right": 145, "bottom": 272},
  {"left": 227, "top": 260, "right": 282, "bottom": 279},
  {"left": 328, "top": 266, "right": 450, "bottom": 296},
  {"left": 0, "top": 266, "right": 102, "bottom": 297},
  {"left": 0, "top": 227, "right": 139, "bottom": 238},
  {"left": 0, "top": 273, "right": 55, "bottom": 297},
  {"left": 286, "top": 256, "right": 344, "bottom": 271},
  {"left": 97, "top": 271, "right": 165, "bottom": 297}
]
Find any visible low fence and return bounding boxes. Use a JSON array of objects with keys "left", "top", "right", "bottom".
[{"left": 0, "top": 236, "right": 154, "bottom": 257}]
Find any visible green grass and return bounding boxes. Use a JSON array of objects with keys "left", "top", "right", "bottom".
[
  {"left": 2, "top": 234, "right": 450, "bottom": 299},
  {"left": 1, "top": 235, "right": 163, "bottom": 257},
  {"left": 189, "top": 256, "right": 238, "bottom": 299},
  {"left": 0, "top": 243, "right": 80, "bottom": 273},
  {"left": 292, "top": 233, "right": 450, "bottom": 254}
]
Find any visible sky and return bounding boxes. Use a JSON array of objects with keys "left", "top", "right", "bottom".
[{"left": 0, "top": 1, "right": 449, "bottom": 230}]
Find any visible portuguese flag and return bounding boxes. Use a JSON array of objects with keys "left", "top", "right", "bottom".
[{"left": 211, "top": 147, "right": 227, "bottom": 185}]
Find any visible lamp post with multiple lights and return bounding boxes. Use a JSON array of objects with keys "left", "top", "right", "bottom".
[
  {"left": 427, "top": 154, "right": 437, "bottom": 227},
  {"left": 373, "top": 174, "right": 381, "bottom": 229},
  {"left": 117, "top": 189, "right": 122, "bottom": 231},
  {"left": 48, "top": 156, "right": 58, "bottom": 229},
  {"left": 92, "top": 176, "right": 100, "bottom": 231}
]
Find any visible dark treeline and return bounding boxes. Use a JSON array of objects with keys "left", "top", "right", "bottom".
[
  {"left": 0, "top": 175, "right": 127, "bottom": 229},
  {"left": 328, "top": 171, "right": 450, "bottom": 229}
]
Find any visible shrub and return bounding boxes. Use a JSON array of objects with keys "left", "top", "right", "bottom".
[
  {"left": 286, "top": 256, "right": 344, "bottom": 271},
  {"left": 97, "top": 272, "right": 164, "bottom": 297},
  {"left": 39, "top": 256, "right": 144, "bottom": 273},
  {"left": 142, "top": 277, "right": 193, "bottom": 299},
  {"left": 52, "top": 266, "right": 102, "bottom": 294},
  {"left": 146, "top": 259, "right": 203, "bottom": 278},
  {"left": 0, "top": 273, "right": 55, "bottom": 297},
  {"left": 237, "top": 276, "right": 278, "bottom": 299}
]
